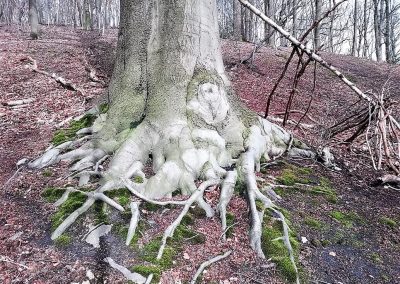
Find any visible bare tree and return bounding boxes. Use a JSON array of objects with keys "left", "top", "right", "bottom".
[
  {"left": 373, "top": 0, "right": 383, "bottom": 61},
  {"left": 314, "top": 0, "right": 322, "bottom": 48},
  {"left": 29, "top": 0, "right": 39, "bottom": 39}
]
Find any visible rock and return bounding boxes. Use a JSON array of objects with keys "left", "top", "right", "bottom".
[
  {"left": 86, "top": 270, "right": 95, "bottom": 280},
  {"left": 301, "top": 236, "right": 308, "bottom": 244},
  {"left": 183, "top": 253, "right": 190, "bottom": 260},
  {"left": 85, "top": 225, "right": 112, "bottom": 248},
  {"left": 329, "top": 251, "right": 336, "bottom": 257}
]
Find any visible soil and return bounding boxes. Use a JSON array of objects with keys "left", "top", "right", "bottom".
[{"left": 0, "top": 25, "right": 399, "bottom": 284}]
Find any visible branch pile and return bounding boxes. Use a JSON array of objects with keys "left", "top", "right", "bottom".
[{"left": 238, "top": 0, "right": 400, "bottom": 175}]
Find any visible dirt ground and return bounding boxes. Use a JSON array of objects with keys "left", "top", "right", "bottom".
[{"left": 0, "top": 25, "right": 399, "bottom": 284}]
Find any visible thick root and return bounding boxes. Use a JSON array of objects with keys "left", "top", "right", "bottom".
[{"left": 31, "top": 107, "right": 313, "bottom": 284}]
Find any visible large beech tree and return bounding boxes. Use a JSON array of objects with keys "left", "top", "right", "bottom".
[{"left": 30, "top": 0, "right": 314, "bottom": 282}]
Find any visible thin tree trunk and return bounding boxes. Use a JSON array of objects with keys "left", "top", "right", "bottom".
[
  {"left": 29, "top": 0, "right": 39, "bottom": 39},
  {"left": 264, "top": 0, "right": 275, "bottom": 46},
  {"left": 84, "top": 0, "right": 91, "bottom": 30},
  {"left": 314, "top": 0, "right": 322, "bottom": 49},
  {"left": 293, "top": 0, "right": 298, "bottom": 38},
  {"left": 384, "top": 0, "right": 391, "bottom": 62},
  {"left": 362, "top": 0, "right": 369, "bottom": 57},
  {"left": 351, "top": 0, "right": 358, "bottom": 56},
  {"left": 373, "top": 0, "right": 382, "bottom": 61},
  {"left": 233, "top": 0, "right": 242, "bottom": 40}
]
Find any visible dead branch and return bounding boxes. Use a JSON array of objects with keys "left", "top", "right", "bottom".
[
  {"left": 239, "top": 0, "right": 400, "bottom": 175},
  {"left": 190, "top": 250, "right": 232, "bottom": 284},
  {"left": 238, "top": 0, "right": 372, "bottom": 103},
  {"left": 2, "top": 98, "right": 35, "bottom": 106},
  {"left": 21, "top": 56, "right": 82, "bottom": 93}
]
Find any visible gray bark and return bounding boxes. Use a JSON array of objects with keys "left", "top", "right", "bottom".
[
  {"left": 314, "top": 0, "right": 322, "bottom": 49},
  {"left": 233, "top": 0, "right": 242, "bottom": 40},
  {"left": 264, "top": 0, "right": 275, "bottom": 46},
  {"left": 373, "top": 0, "right": 382, "bottom": 61},
  {"left": 351, "top": 0, "right": 358, "bottom": 56},
  {"left": 384, "top": 0, "right": 391, "bottom": 62},
  {"left": 29, "top": 0, "right": 39, "bottom": 39}
]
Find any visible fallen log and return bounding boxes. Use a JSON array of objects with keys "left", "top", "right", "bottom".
[
  {"left": 2, "top": 98, "right": 35, "bottom": 106},
  {"left": 21, "top": 56, "right": 83, "bottom": 93}
]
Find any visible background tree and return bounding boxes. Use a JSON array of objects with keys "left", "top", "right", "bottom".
[{"left": 29, "top": 0, "right": 38, "bottom": 39}]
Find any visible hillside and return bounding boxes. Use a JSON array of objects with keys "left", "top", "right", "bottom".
[{"left": 0, "top": 26, "right": 399, "bottom": 284}]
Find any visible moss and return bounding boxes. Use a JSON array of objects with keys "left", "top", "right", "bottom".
[
  {"left": 99, "top": 103, "right": 109, "bottom": 114},
  {"left": 131, "top": 265, "right": 161, "bottom": 283},
  {"left": 182, "top": 213, "right": 195, "bottom": 225},
  {"left": 189, "top": 205, "right": 207, "bottom": 218},
  {"left": 330, "top": 211, "right": 361, "bottom": 227},
  {"left": 140, "top": 237, "right": 176, "bottom": 270},
  {"left": 51, "top": 191, "right": 87, "bottom": 230},
  {"left": 226, "top": 212, "right": 235, "bottom": 237},
  {"left": 93, "top": 201, "right": 109, "bottom": 225},
  {"left": 54, "top": 234, "right": 72, "bottom": 246},
  {"left": 173, "top": 225, "right": 206, "bottom": 244},
  {"left": 105, "top": 188, "right": 131, "bottom": 208},
  {"left": 262, "top": 212, "right": 300, "bottom": 283},
  {"left": 320, "top": 239, "right": 331, "bottom": 247},
  {"left": 255, "top": 200, "right": 265, "bottom": 211},
  {"left": 380, "top": 217, "right": 397, "bottom": 228},
  {"left": 133, "top": 176, "right": 144, "bottom": 184},
  {"left": 52, "top": 113, "right": 96, "bottom": 146},
  {"left": 310, "top": 178, "right": 337, "bottom": 201},
  {"left": 304, "top": 217, "right": 323, "bottom": 229},
  {"left": 114, "top": 221, "right": 147, "bottom": 247},
  {"left": 276, "top": 168, "right": 311, "bottom": 186},
  {"left": 42, "top": 169, "right": 52, "bottom": 177},
  {"left": 370, "top": 252, "right": 383, "bottom": 264},
  {"left": 234, "top": 180, "right": 246, "bottom": 195},
  {"left": 143, "top": 202, "right": 161, "bottom": 212},
  {"left": 42, "top": 187, "right": 66, "bottom": 203}
]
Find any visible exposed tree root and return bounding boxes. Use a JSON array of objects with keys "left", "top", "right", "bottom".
[
  {"left": 30, "top": 100, "right": 316, "bottom": 283},
  {"left": 190, "top": 250, "right": 232, "bottom": 284},
  {"left": 104, "top": 257, "right": 146, "bottom": 284}
]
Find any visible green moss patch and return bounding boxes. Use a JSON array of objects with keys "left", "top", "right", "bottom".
[
  {"left": 52, "top": 113, "right": 96, "bottom": 146},
  {"left": 99, "top": 103, "right": 109, "bottom": 114},
  {"left": 380, "top": 217, "right": 397, "bottom": 228},
  {"left": 54, "top": 234, "right": 72, "bottom": 246},
  {"left": 42, "top": 187, "right": 66, "bottom": 203},
  {"left": 262, "top": 211, "right": 300, "bottom": 283},
  {"left": 329, "top": 211, "right": 362, "bottom": 227},
  {"left": 131, "top": 265, "right": 162, "bottom": 283},
  {"left": 51, "top": 191, "right": 87, "bottom": 230},
  {"left": 226, "top": 212, "right": 235, "bottom": 237},
  {"left": 105, "top": 188, "right": 131, "bottom": 208},
  {"left": 304, "top": 217, "right": 324, "bottom": 229}
]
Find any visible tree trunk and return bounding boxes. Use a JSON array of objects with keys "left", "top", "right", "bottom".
[
  {"left": 84, "top": 0, "right": 91, "bottom": 30},
  {"left": 351, "top": 0, "right": 358, "bottom": 56},
  {"left": 29, "top": 0, "right": 39, "bottom": 39},
  {"left": 233, "top": 0, "right": 242, "bottom": 40},
  {"left": 373, "top": 0, "right": 382, "bottom": 61},
  {"left": 314, "top": 0, "right": 322, "bottom": 49},
  {"left": 293, "top": 0, "right": 298, "bottom": 38},
  {"left": 30, "top": 1, "right": 312, "bottom": 274},
  {"left": 264, "top": 0, "right": 275, "bottom": 46},
  {"left": 384, "top": 0, "right": 391, "bottom": 62}
]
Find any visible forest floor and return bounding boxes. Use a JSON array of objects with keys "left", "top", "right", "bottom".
[{"left": 0, "top": 25, "right": 399, "bottom": 284}]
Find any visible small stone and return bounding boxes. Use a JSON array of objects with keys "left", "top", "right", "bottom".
[
  {"left": 229, "top": 277, "right": 238, "bottom": 282},
  {"left": 301, "top": 236, "right": 308, "bottom": 244},
  {"left": 183, "top": 253, "right": 190, "bottom": 260},
  {"left": 86, "top": 270, "right": 95, "bottom": 280},
  {"left": 82, "top": 281, "right": 90, "bottom": 284},
  {"left": 329, "top": 251, "right": 336, "bottom": 257}
]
